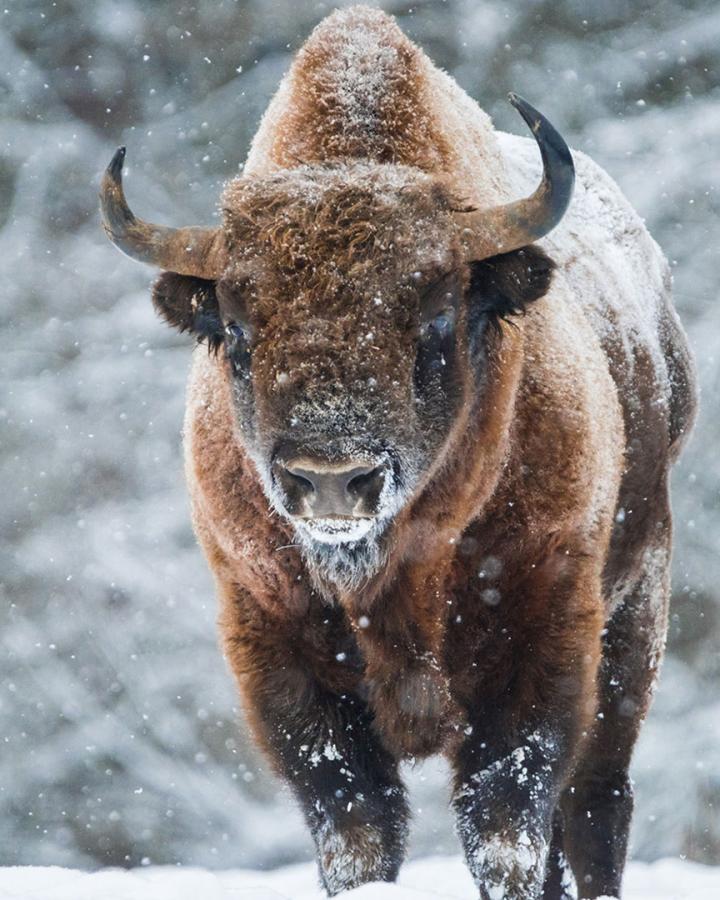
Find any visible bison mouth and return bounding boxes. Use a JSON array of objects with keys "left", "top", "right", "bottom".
[
  {"left": 290, "top": 495, "right": 399, "bottom": 590},
  {"left": 294, "top": 515, "right": 378, "bottom": 545},
  {"left": 262, "top": 441, "right": 411, "bottom": 587},
  {"left": 289, "top": 490, "right": 400, "bottom": 590}
]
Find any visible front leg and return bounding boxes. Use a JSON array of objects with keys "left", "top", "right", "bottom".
[
  {"left": 221, "top": 592, "right": 408, "bottom": 895},
  {"left": 452, "top": 727, "right": 565, "bottom": 899},
  {"left": 451, "top": 562, "right": 603, "bottom": 899},
  {"left": 283, "top": 688, "right": 409, "bottom": 895}
]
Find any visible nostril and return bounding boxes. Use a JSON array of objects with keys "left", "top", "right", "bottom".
[
  {"left": 346, "top": 465, "right": 386, "bottom": 502},
  {"left": 273, "top": 461, "right": 316, "bottom": 504},
  {"left": 285, "top": 469, "right": 315, "bottom": 495}
]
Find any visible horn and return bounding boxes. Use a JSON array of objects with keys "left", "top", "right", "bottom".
[
  {"left": 458, "top": 93, "right": 575, "bottom": 259},
  {"left": 100, "top": 147, "right": 224, "bottom": 278}
]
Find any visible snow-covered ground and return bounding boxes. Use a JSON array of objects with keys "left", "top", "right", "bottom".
[{"left": 0, "top": 857, "right": 717, "bottom": 900}]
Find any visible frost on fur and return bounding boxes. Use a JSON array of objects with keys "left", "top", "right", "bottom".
[
  {"left": 314, "top": 818, "right": 398, "bottom": 895},
  {"left": 453, "top": 738, "right": 561, "bottom": 899}
]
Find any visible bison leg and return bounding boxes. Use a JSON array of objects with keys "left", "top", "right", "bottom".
[
  {"left": 451, "top": 561, "right": 604, "bottom": 899},
  {"left": 451, "top": 727, "right": 568, "bottom": 900},
  {"left": 297, "top": 698, "right": 409, "bottom": 895},
  {"left": 542, "top": 812, "right": 576, "bottom": 900},
  {"left": 241, "top": 671, "right": 408, "bottom": 894},
  {"left": 562, "top": 540, "right": 670, "bottom": 899},
  {"left": 219, "top": 586, "right": 410, "bottom": 894}
]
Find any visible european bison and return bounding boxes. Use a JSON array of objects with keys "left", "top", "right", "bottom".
[{"left": 100, "top": 7, "right": 696, "bottom": 899}]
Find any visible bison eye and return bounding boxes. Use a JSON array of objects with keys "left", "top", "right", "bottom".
[
  {"left": 224, "top": 321, "right": 252, "bottom": 378},
  {"left": 420, "top": 307, "right": 456, "bottom": 341},
  {"left": 225, "top": 322, "right": 250, "bottom": 343}
]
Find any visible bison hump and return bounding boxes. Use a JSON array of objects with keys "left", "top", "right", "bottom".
[{"left": 262, "top": 6, "right": 454, "bottom": 171}]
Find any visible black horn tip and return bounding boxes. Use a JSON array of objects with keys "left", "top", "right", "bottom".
[
  {"left": 508, "top": 93, "right": 542, "bottom": 134},
  {"left": 505, "top": 92, "right": 575, "bottom": 240},
  {"left": 106, "top": 146, "right": 127, "bottom": 182},
  {"left": 508, "top": 91, "right": 574, "bottom": 180}
]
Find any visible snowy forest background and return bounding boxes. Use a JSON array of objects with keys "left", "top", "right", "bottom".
[{"left": 1, "top": 0, "right": 718, "bottom": 873}]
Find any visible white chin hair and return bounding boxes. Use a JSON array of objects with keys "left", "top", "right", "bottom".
[{"left": 295, "top": 517, "right": 376, "bottom": 545}]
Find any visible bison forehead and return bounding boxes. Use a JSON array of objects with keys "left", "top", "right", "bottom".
[
  {"left": 218, "top": 162, "right": 466, "bottom": 398},
  {"left": 220, "top": 161, "right": 461, "bottom": 288}
]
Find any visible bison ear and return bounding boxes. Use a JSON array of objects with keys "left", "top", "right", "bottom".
[
  {"left": 468, "top": 244, "right": 556, "bottom": 325},
  {"left": 151, "top": 272, "right": 223, "bottom": 350}
]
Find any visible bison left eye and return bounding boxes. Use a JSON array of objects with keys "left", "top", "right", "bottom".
[
  {"left": 224, "top": 321, "right": 252, "bottom": 377},
  {"left": 225, "top": 322, "right": 250, "bottom": 343}
]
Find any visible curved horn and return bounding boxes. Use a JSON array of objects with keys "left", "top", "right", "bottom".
[
  {"left": 100, "top": 147, "right": 224, "bottom": 278},
  {"left": 458, "top": 93, "right": 575, "bottom": 260}
]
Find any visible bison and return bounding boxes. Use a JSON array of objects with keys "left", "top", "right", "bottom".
[{"left": 100, "top": 7, "right": 696, "bottom": 899}]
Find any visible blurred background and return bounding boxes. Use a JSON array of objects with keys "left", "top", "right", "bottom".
[{"left": 1, "top": 0, "right": 718, "bottom": 873}]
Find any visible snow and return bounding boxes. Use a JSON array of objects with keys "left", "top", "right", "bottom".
[{"left": 0, "top": 857, "right": 717, "bottom": 900}]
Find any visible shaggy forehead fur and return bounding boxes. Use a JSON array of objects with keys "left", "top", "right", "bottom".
[
  {"left": 218, "top": 163, "right": 467, "bottom": 429},
  {"left": 221, "top": 162, "right": 461, "bottom": 287}
]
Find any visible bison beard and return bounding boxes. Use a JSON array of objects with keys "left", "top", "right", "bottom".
[
  {"left": 101, "top": 6, "right": 696, "bottom": 899},
  {"left": 297, "top": 522, "right": 389, "bottom": 593}
]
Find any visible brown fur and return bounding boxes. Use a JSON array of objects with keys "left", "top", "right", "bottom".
[
  {"left": 133, "top": 7, "right": 697, "bottom": 898},
  {"left": 268, "top": 7, "right": 456, "bottom": 172}
]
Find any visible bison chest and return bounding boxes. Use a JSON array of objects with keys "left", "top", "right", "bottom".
[
  {"left": 308, "top": 625, "right": 465, "bottom": 760},
  {"left": 365, "top": 661, "right": 465, "bottom": 759}
]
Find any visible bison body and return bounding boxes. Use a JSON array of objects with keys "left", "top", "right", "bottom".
[{"left": 101, "top": 7, "right": 696, "bottom": 899}]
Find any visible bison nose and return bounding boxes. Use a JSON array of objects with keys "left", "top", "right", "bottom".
[{"left": 274, "top": 458, "right": 387, "bottom": 518}]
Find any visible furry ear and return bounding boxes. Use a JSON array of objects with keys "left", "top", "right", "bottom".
[
  {"left": 468, "top": 245, "right": 556, "bottom": 327},
  {"left": 151, "top": 272, "right": 223, "bottom": 350}
]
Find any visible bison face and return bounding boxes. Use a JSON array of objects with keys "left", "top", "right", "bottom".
[
  {"left": 103, "top": 95, "right": 571, "bottom": 587},
  {"left": 151, "top": 164, "right": 555, "bottom": 585},
  {"left": 216, "top": 166, "right": 468, "bottom": 564}
]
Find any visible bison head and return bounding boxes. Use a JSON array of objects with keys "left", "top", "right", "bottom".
[{"left": 101, "top": 95, "right": 573, "bottom": 587}]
